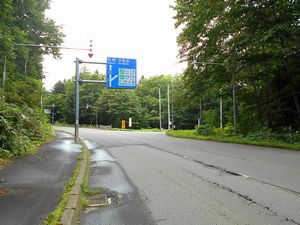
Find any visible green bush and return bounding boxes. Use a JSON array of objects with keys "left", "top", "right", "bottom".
[
  {"left": 203, "top": 109, "right": 219, "bottom": 128},
  {"left": 213, "top": 124, "right": 234, "bottom": 136},
  {"left": 245, "top": 128, "right": 300, "bottom": 144},
  {"left": 195, "top": 124, "right": 214, "bottom": 136},
  {"left": 0, "top": 101, "right": 52, "bottom": 157}
]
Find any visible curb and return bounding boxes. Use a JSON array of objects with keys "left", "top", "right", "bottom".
[{"left": 59, "top": 139, "right": 88, "bottom": 225}]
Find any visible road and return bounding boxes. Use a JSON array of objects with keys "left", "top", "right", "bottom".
[{"left": 56, "top": 127, "right": 300, "bottom": 225}]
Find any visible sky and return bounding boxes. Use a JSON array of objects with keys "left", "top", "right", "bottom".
[{"left": 43, "top": 0, "right": 186, "bottom": 90}]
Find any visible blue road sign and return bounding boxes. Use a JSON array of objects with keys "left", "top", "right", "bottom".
[{"left": 106, "top": 57, "right": 137, "bottom": 89}]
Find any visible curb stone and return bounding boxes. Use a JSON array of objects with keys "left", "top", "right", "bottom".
[{"left": 59, "top": 139, "right": 88, "bottom": 225}]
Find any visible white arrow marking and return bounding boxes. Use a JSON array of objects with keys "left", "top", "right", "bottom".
[{"left": 109, "top": 74, "right": 118, "bottom": 87}]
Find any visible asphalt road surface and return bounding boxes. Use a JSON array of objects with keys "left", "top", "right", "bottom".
[{"left": 56, "top": 127, "right": 300, "bottom": 225}]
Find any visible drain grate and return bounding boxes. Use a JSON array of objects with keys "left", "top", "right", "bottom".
[{"left": 87, "top": 194, "right": 108, "bottom": 207}]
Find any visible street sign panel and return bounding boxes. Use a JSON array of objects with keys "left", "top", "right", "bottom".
[{"left": 106, "top": 57, "right": 137, "bottom": 89}]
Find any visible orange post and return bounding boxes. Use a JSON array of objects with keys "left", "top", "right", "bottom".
[{"left": 121, "top": 120, "right": 126, "bottom": 129}]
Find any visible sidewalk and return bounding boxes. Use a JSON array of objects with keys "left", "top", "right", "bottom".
[{"left": 0, "top": 131, "right": 82, "bottom": 225}]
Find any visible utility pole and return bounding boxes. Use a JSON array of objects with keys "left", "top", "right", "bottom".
[
  {"left": 167, "top": 84, "right": 171, "bottom": 130},
  {"left": 219, "top": 88, "right": 223, "bottom": 128},
  {"left": 2, "top": 56, "right": 6, "bottom": 90},
  {"left": 171, "top": 81, "right": 174, "bottom": 129},
  {"left": 193, "top": 58, "right": 237, "bottom": 133},
  {"left": 232, "top": 84, "right": 237, "bottom": 135},
  {"left": 199, "top": 101, "right": 202, "bottom": 126},
  {"left": 95, "top": 107, "right": 98, "bottom": 127},
  {"left": 158, "top": 88, "right": 162, "bottom": 130},
  {"left": 51, "top": 104, "right": 55, "bottom": 125},
  {"left": 220, "top": 96, "right": 223, "bottom": 128}
]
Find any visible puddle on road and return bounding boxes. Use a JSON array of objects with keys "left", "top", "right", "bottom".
[
  {"left": 90, "top": 160, "right": 134, "bottom": 194},
  {"left": 88, "top": 147, "right": 134, "bottom": 195},
  {"left": 90, "top": 149, "right": 116, "bottom": 162},
  {"left": 51, "top": 139, "right": 82, "bottom": 153},
  {"left": 84, "top": 140, "right": 97, "bottom": 150},
  {"left": 57, "top": 132, "right": 72, "bottom": 138},
  {"left": 81, "top": 141, "right": 156, "bottom": 225}
]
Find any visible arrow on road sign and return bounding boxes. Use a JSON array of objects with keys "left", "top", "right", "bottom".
[{"left": 109, "top": 74, "right": 118, "bottom": 87}]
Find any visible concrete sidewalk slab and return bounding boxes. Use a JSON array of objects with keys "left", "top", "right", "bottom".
[{"left": 0, "top": 132, "right": 82, "bottom": 225}]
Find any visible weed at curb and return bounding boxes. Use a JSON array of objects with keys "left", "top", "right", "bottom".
[{"left": 80, "top": 143, "right": 103, "bottom": 209}]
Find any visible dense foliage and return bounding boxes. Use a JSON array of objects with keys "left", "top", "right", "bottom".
[
  {"left": 0, "top": 102, "right": 52, "bottom": 157},
  {"left": 43, "top": 71, "right": 199, "bottom": 129},
  {"left": 172, "top": 0, "right": 300, "bottom": 133},
  {"left": 0, "top": 1, "right": 63, "bottom": 157}
]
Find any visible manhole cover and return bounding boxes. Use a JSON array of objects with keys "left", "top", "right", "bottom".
[{"left": 87, "top": 194, "right": 108, "bottom": 207}]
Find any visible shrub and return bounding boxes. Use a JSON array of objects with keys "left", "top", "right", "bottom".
[
  {"left": 195, "top": 124, "right": 214, "bottom": 136},
  {"left": 0, "top": 101, "right": 52, "bottom": 157},
  {"left": 213, "top": 124, "right": 234, "bottom": 136},
  {"left": 245, "top": 128, "right": 300, "bottom": 144},
  {"left": 224, "top": 124, "right": 234, "bottom": 136}
]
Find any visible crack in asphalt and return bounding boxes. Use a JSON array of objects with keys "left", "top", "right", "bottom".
[
  {"left": 184, "top": 169, "right": 300, "bottom": 225},
  {"left": 141, "top": 143, "right": 300, "bottom": 196},
  {"left": 103, "top": 142, "right": 300, "bottom": 224}
]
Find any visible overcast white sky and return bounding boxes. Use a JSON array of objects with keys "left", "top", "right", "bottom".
[{"left": 43, "top": 0, "right": 186, "bottom": 90}]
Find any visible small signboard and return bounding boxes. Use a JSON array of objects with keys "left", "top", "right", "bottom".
[
  {"left": 106, "top": 57, "right": 137, "bottom": 89},
  {"left": 129, "top": 117, "right": 132, "bottom": 128},
  {"left": 44, "top": 109, "right": 52, "bottom": 114}
]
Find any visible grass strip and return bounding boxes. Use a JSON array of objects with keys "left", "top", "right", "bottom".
[{"left": 166, "top": 130, "right": 300, "bottom": 151}]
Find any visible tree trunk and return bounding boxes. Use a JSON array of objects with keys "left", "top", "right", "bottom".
[{"left": 289, "top": 81, "right": 300, "bottom": 119}]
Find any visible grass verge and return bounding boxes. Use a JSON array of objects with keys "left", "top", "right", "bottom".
[{"left": 166, "top": 130, "right": 300, "bottom": 150}]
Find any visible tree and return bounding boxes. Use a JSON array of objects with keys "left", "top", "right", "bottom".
[
  {"left": 1, "top": 0, "right": 64, "bottom": 107},
  {"left": 173, "top": 0, "right": 300, "bottom": 132},
  {"left": 0, "top": 0, "right": 63, "bottom": 156},
  {"left": 136, "top": 75, "right": 198, "bottom": 129},
  {"left": 96, "top": 89, "right": 143, "bottom": 128}
]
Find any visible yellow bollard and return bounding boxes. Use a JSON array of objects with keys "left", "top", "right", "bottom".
[{"left": 121, "top": 120, "right": 126, "bottom": 129}]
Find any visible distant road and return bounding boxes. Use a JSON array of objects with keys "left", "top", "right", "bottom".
[{"left": 57, "top": 127, "right": 300, "bottom": 225}]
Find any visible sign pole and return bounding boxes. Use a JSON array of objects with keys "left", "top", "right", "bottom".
[
  {"left": 73, "top": 57, "right": 136, "bottom": 141},
  {"left": 75, "top": 58, "right": 80, "bottom": 142}
]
